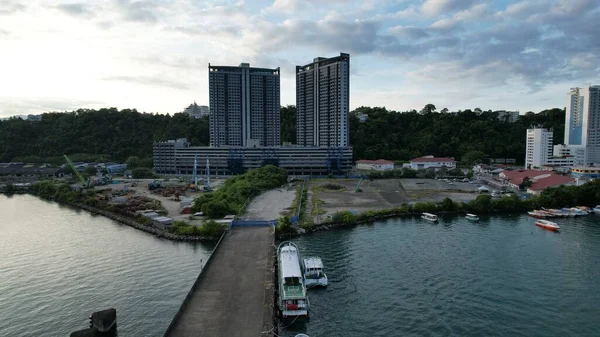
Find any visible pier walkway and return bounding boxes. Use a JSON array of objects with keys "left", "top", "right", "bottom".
[{"left": 164, "top": 226, "right": 276, "bottom": 337}]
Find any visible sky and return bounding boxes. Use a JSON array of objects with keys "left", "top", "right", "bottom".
[{"left": 0, "top": 0, "right": 599, "bottom": 117}]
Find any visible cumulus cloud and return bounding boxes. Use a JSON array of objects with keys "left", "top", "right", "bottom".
[
  {"left": 421, "top": 0, "right": 476, "bottom": 16},
  {"left": 0, "top": 0, "right": 26, "bottom": 15},
  {"left": 55, "top": 3, "right": 94, "bottom": 17}
]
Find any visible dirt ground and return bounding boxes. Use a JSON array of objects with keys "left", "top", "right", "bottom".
[
  {"left": 240, "top": 187, "right": 296, "bottom": 221},
  {"left": 306, "top": 178, "right": 480, "bottom": 222},
  {"left": 95, "top": 178, "right": 228, "bottom": 225}
]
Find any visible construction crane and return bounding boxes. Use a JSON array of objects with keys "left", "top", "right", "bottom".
[
  {"left": 64, "top": 154, "right": 91, "bottom": 188},
  {"left": 191, "top": 154, "right": 198, "bottom": 191},
  {"left": 204, "top": 156, "right": 212, "bottom": 191}
]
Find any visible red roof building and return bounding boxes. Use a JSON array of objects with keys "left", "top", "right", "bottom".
[{"left": 499, "top": 169, "right": 575, "bottom": 194}]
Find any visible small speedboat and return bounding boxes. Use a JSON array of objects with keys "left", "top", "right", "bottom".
[
  {"left": 421, "top": 213, "right": 438, "bottom": 222},
  {"left": 465, "top": 213, "right": 479, "bottom": 221},
  {"left": 303, "top": 257, "right": 328, "bottom": 288},
  {"left": 535, "top": 219, "right": 560, "bottom": 232}
]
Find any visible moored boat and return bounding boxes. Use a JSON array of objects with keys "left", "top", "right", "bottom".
[
  {"left": 278, "top": 242, "right": 310, "bottom": 319},
  {"left": 465, "top": 213, "right": 479, "bottom": 221},
  {"left": 303, "top": 257, "right": 328, "bottom": 288},
  {"left": 421, "top": 213, "right": 438, "bottom": 222},
  {"left": 535, "top": 219, "right": 560, "bottom": 231},
  {"left": 594, "top": 205, "right": 600, "bottom": 214}
]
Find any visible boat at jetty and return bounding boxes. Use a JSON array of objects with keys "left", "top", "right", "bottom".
[
  {"left": 278, "top": 242, "right": 310, "bottom": 319},
  {"left": 303, "top": 257, "right": 328, "bottom": 288},
  {"left": 594, "top": 206, "right": 600, "bottom": 214},
  {"left": 535, "top": 219, "right": 560, "bottom": 232},
  {"left": 528, "top": 210, "right": 555, "bottom": 219},
  {"left": 465, "top": 214, "right": 479, "bottom": 221},
  {"left": 421, "top": 213, "right": 438, "bottom": 222}
]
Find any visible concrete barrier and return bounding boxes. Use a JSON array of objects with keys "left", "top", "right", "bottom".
[
  {"left": 231, "top": 219, "right": 277, "bottom": 227},
  {"left": 162, "top": 231, "right": 227, "bottom": 337}
]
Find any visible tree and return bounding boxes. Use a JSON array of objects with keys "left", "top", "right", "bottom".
[
  {"left": 126, "top": 156, "right": 141, "bottom": 169},
  {"left": 84, "top": 165, "right": 98, "bottom": 176},
  {"left": 132, "top": 168, "right": 154, "bottom": 179},
  {"left": 462, "top": 150, "right": 485, "bottom": 165},
  {"left": 139, "top": 157, "right": 153, "bottom": 168},
  {"left": 466, "top": 170, "right": 474, "bottom": 179},
  {"left": 520, "top": 177, "right": 533, "bottom": 190},
  {"left": 421, "top": 104, "right": 436, "bottom": 114},
  {"left": 440, "top": 108, "right": 449, "bottom": 113}
]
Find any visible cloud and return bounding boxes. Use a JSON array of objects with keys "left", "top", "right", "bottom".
[
  {"left": 114, "top": 0, "right": 160, "bottom": 23},
  {"left": 0, "top": 29, "right": 9, "bottom": 36},
  {"left": 388, "top": 26, "right": 429, "bottom": 39},
  {"left": 55, "top": 3, "right": 94, "bottom": 17},
  {"left": 166, "top": 24, "right": 240, "bottom": 38},
  {"left": 421, "top": 0, "right": 476, "bottom": 16},
  {"left": 102, "top": 75, "right": 190, "bottom": 90},
  {"left": 0, "top": 1, "right": 26, "bottom": 15}
]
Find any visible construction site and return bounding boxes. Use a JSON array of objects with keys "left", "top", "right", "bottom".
[{"left": 65, "top": 154, "right": 221, "bottom": 230}]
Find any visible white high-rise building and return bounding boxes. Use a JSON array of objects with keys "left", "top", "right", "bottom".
[
  {"left": 525, "top": 128, "right": 553, "bottom": 169},
  {"left": 296, "top": 53, "right": 350, "bottom": 147},
  {"left": 565, "top": 86, "right": 600, "bottom": 165}
]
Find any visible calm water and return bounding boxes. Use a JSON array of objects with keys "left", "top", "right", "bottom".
[
  {"left": 286, "top": 215, "right": 600, "bottom": 337},
  {"left": 0, "top": 194, "right": 214, "bottom": 337}
]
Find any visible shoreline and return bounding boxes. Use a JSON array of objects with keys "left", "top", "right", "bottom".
[{"left": 2, "top": 191, "right": 218, "bottom": 242}]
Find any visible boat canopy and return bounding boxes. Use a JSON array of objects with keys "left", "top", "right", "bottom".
[
  {"left": 280, "top": 251, "right": 302, "bottom": 278},
  {"left": 304, "top": 257, "right": 323, "bottom": 269}
]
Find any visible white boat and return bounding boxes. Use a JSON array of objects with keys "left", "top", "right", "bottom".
[
  {"left": 465, "top": 213, "right": 479, "bottom": 221},
  {"left": 535, "top": 219, "right": 560, "bottom": 232},
  {"left": 421, "top": 213, "right": 438, "bottom": 222},
  {"left": 277, "top": 242, "right": 309, "bottom": 318},
  {"left": 594, "top": 205, "right": 600, "bottom": 214},
  {"left": 303, "top": 257, "right": 328, "bottom": 288}
]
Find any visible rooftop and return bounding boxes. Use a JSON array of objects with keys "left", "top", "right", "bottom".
[
  {"left": 529, "top": 175, "right": 575, "bottom": 191},
  {"left": 410, "top": 156, "right": 455, "bottom": 163}
]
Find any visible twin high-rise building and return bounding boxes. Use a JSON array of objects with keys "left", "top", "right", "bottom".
[
  {"left": 208, "top": 54, "right": 350, "bottom": 149},
  {"left": 296, "top": 53, "right": 350, "bottom": 147},
  {"left": 208, "top": 63, "right": 281, "bottom": 147}
]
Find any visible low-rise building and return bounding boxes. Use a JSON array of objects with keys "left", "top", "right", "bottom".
[
  {"left": 409, "top": 156, "right": 455, "bottom": 170},
  {"left": 154, "top": 138, "right": 353, "bottom": 176},
  {"left": 571, "top": 167, "right": 600, "bottom": 179},
  {"left": 152, "top": 216, "right": 173, "bottom": 230},
  {"left": 495, "top": 110, "right": 520, "bottom": 123},
  {"left": 356, "top": 159, "right": 394, "bottom": 171},
  {"left": 499, "top": 169, "right": 575, "bottom": 194}
]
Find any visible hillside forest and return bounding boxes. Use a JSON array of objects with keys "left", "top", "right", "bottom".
[{"left": 0, "top": 105, "right": 565, "bottom": 165}]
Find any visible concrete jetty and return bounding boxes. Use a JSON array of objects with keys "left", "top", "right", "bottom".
[{"left": 164, "top": 226, "right": 276, "bottom": 337}]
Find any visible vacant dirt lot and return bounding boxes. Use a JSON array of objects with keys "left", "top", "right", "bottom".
[{"left": 306, "top": 178, "right": 480, "bottom": 222}]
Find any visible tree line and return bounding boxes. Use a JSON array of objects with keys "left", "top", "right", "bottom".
[{"left": 1, "top": 105, "right": 564, "bottom": 165}]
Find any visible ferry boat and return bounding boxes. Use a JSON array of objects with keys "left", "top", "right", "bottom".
[
  {"left": 303, "top": 257, "right": 328, "bottom": 288},
  {"left": 465, "top": 213, "right": 479, "bottom": 221},
  {"left": 421, "top": 213, "right": 438, "bottom": 222},
  {"left": 535, "top": 219, "right": 560, "bottom": 232},
  {"left": 278, "top": 242, "right": 309, "bottom": 319}
]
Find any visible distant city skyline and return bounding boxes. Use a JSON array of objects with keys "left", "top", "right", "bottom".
[{"left": 1, "top": 0, "right": 599, "bottom": 117}]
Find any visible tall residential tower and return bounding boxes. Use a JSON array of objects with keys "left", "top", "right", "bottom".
[
  {"left": 565, "top": 86, "right": 600, "bottom": 165},
  {"left": 208, "top": 63, "right": 280, "bottom": 147},
  {"left": 296, "top": 53, "right": 350, "bottom": 147},
  {"left": 525, "top": 128, "right": 553, "bottom": 169}
]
